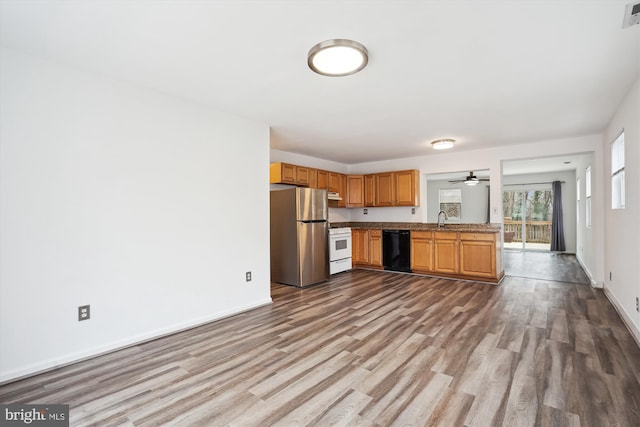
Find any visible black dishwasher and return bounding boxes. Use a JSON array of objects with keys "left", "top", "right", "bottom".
[{"left": 382, "top": 230, "right": 411, "bottom": 272}]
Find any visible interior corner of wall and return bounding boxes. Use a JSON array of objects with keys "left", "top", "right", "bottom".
[{"left": 575, "top": 254, "right": 599, "bottom": 288}]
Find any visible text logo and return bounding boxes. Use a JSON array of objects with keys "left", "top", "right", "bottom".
[{"left": 1, "top": 404, "right": 69, "bottom": 426}]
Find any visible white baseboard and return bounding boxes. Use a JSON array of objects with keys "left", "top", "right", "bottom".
[
  {"left": 603, "top": 286, "right": 640, "bottom": 348},
  {"left": 0, "top": 298, "right": 273, "bottom": 384},
  {"left": 575, "top": 254, "right": 600, "bottom": 288}
]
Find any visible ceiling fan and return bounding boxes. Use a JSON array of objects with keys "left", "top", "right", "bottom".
[{"left": 448, "top": 171, "right": 490, "bottom": 186}]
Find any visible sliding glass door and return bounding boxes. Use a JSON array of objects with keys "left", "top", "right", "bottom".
[{"left": 503, "top": 189, "right": 553, "bottom": 251}]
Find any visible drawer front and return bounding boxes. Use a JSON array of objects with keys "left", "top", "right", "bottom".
[
  {"left": 411, "top": 231, "right": 433, "bottom": 239},
  {"left": 434, "top": 231, "right": 458, "bottom": 240},
  {"left": 460, "top": 232, "right": 496, "bottom": 242},
  {"left": 369, "top": 229, "right": 382, "bottom": 237}
]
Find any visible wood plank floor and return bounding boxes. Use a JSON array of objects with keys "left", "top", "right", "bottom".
[
  {"left": 1, "top": 269, "right": 639, "bottom": 426},
  {"left": 504, "top": 251, "right": 591, "bottom": 285}
]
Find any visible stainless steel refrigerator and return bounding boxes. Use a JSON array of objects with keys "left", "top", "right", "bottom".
[{"left": 270, "top": 188, "right": 329, "bottom": 287}]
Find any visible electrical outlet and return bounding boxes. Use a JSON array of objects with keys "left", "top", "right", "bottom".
[
  {"left": 411, "top": 208, "right": 416, "bottom": 214},
  {"left": 636, "top": 297, "right": 639, "bottom": 312},
  {"left": 363, "top": 208, "right": 368, "bottom": 215},
  {"left": 78, "top": 305, "right": 90, "bottom": 321},
  {"left": 246, "top": 271, "right": 252, "bottom": 282}
]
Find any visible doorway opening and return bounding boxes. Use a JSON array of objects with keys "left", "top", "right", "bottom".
[{"left": 502, "top": 189, "right": 553, "bottom": 251}]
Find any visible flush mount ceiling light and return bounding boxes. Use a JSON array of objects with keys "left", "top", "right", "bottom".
[
  {"left": 431, "top": 139, "right": 455, "bottom": 150},
  {"left": 307, "top": 39, "right": 368, "bottom": 77}
]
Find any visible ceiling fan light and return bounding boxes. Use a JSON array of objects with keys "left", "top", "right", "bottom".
[
  {"left": 308, "top": 39, "right": 368, "bottom": 76},
  {"left": 431, "top": 139, "right": 455, "bottom": 150},
  {"left": 464, "top": 171, "right": 481, "bottom": 185}
]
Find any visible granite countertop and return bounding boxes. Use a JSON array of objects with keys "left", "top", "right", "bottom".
[{"left": 330, "top": 222, "right": 501, "bottom": 233}]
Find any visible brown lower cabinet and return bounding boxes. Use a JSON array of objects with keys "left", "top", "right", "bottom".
[
  {"left": 368, "top": 229, "right": 382, "bottom": 267},
  {"left": 352, "top": 229, "right": 369, "bottom": 265},
  {"left": 354, "top": 229, "right": 501, "bottom": 282},
  {"left": 459, "top": 232, "right": 497, "bottom": 278},
  {"left": 433, "top": 232, "right": 459, "bottom": 274},
  {"left": 410, "top": 231, "right": 433, "bottom": 272},
  {"left": 410, "top": 230, "right": 502, "bottom": 282},
  {"left": 352, "top": 229, "right": 382, "bottom": 268}
]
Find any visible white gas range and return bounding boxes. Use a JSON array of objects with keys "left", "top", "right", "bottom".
[{"left": 329, "top": 227, "right": 352, "bottom": 275}]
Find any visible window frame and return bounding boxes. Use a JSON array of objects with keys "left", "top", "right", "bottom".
[
  {"left": 439, "top": 188, "right": 462, "bottom": 221},
  {"left": 576, "top": 177, "right": 580, "bottom": 225},
  {"left": 611, "top": 131, "right": 625, "bottom": 210},
  {"left": 585, "top": 165, "right": 591, "bottom": 228}
]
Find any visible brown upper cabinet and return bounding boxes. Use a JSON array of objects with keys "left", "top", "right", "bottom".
[
  {"left": 308, "top": 168, "right": 317, "bottom": 189},
  {"left": 394, "top": 170, "right": 420, "bottom": 206},
  {"left": 270, "top": 162, "right": 419, "bottom": 207},
  {"left": 295, "top": 166, "right": 310, "bottom": 186},
  {"left": 327, "top": 172, "right": 347, "bottom": 207},
  {"left": 338, "top": 174, "right": 347, "bottom": 208},
  {"left": 316, "top": 169, "right": 329, "bottom": 190},
  {"left": 364, "top": 174, "right": 376, "bottom": 207},
  {"left": 328, "top": 172, "right": 341, "bottom": 193},
  {"left": 374, "top": 170, "right": 420, "bottom": 207},
  {"left": 270, "top": 162, "right": 311, "bottom": 186},
  {"left": 375, "top": 172, "right": 395, "bottom": 206},
  {"left": 270, "top": 162, "right": 296, "bottom": 184},
  {"left": 346, "top": 175, "right": 364, "bottom": 208}
]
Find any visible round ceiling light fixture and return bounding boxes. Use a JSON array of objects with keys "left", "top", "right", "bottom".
[
  {"left": 431, "top": 139, "right": 455, "bottom": 150},
  {"left": 308, "top": 39, "right": 368, "bottom": 77}
]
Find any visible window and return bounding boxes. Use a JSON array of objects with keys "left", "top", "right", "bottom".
[
  {"left": 585, "top": 166, "right": 591, "bottom": 227},
  {"left": 439, "top": 188, "right": 462, "bottom": 221},
  {"left": 611, "top": 132, "right": 625, "bottom": 209},
  {"left": 576, "top": 177, "right": 580, "bottom": 224}
]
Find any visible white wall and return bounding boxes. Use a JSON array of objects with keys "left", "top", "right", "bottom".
[
  {"left": 502, "top": 171, "right": 577, "bottom": 254},
  {"left": 603, "top": 76, "right": 640, "bottom": 342},
  {"left": 0, "top": 48, "right": 272, "bottom": 382}
]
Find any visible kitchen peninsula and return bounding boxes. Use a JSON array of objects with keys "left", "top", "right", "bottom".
[{"left": 333, "top": 222, "right": 504, "bottom": 283}]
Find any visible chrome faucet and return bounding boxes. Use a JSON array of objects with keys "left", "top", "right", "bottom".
[{"left": 437, "top": 210, "right": 448, "bottom": 228}]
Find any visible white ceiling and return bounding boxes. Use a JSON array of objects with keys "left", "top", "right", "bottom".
[
  {"left": 1, "top": 0, "right": 638, "bottom": 165},
  {"left": 502, "top": 154, "right": 592, "bottom": 176}
]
